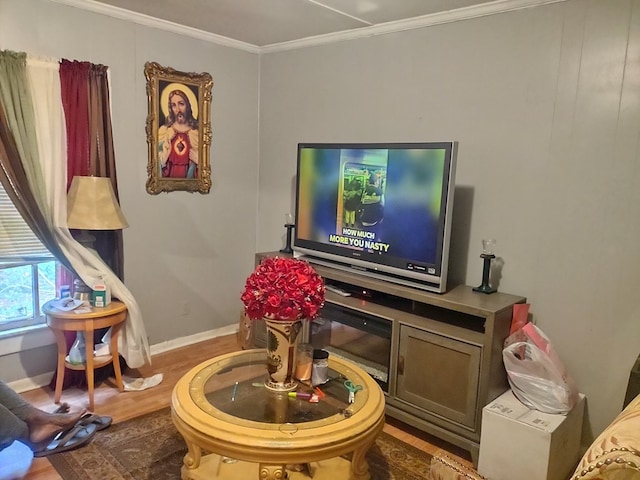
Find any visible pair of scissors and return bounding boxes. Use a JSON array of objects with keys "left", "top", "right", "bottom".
[{"left": 344, "top": 380, "right": 363, "bottom": 404}]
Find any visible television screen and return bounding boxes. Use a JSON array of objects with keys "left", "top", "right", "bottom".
[{"left": 294, "top": 142, "right": 457, "bottom": 293}]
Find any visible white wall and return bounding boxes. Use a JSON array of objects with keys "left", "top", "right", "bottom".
[
  {"left": 258, "top": 0, "right": 640, "bottom": 438},
  {"left": 0, "top": 0, "right": 260, "bottom": 379}
]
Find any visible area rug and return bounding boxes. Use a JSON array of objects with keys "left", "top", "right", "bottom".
[{"left": 48, "top": 407, "right": 432, "bottom": 479}]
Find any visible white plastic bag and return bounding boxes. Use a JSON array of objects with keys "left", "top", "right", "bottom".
[
  {"left": 68, "top": 332, "right": 86, "bottom": 365},
  {"left": 502, "top": 324, "right": 578, "bottom": 414}
]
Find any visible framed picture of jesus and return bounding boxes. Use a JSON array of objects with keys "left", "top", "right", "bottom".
[{"left": 144, "top": 62, "right": 213, "bottom": 194}]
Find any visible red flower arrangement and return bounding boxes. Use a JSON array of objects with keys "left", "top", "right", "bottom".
[{"left": 241, "top": 257, "right": 325, "bottom": 321}]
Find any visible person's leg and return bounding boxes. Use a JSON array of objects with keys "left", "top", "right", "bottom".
[
  {"left": 0, "top": 380, "right": 31, "bottom": 413},
  {"left": 346, "top": 209, "right": 355, "bottom": 227},
  {"left": 0, "top": 403, "right": 28, "bottom": 452},
  {"left": 0, "top": 381, "right": 30, "bottom": 451},
  {"left": 0, "top": 380, "right": 85, "bottom": 451}
]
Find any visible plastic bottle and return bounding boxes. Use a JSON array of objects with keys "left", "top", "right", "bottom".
[
  {"left": 59, "top": 285, "right": 71, "bottom": 299},
  {"left": 311, "top": 349, "right": 329, "bottom": 386}
]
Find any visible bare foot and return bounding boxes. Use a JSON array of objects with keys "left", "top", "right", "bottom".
[
  {"left": 26, "top": 408, "right": 86, "bottom": 451},
  {"left": 53, "top": 402, "right": 70, "bottom": 414}
]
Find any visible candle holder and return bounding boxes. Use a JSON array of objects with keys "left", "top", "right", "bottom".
[
  {"left": 280, "top": 213, "right": 294, "bottom": 255},
  {"left": 473, "top": 239, "right": 497, "bottom": 294}
]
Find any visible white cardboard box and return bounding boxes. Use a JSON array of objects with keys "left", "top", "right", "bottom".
[{"left": 478, "top": 389, "right": 585, "bottom": 480}]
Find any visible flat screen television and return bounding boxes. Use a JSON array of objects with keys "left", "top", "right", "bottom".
[{"left": 293, "top": 142, "right": 457, "bottom": 293}]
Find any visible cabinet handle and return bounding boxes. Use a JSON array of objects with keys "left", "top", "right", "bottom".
[{"left": 398, "top": 355, "right": 404, "bottom": 375}]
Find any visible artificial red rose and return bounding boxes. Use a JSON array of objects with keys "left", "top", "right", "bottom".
[
  {"left": 280, "top": 305, "right": 296, "bottom": 319},
  {"left": 241, "top": 256, "right": 325, "bottom": 320},
  {"left": 266, "top": 294, "right": 281, "bottom": 308},
  {"left": 296, "top": 272, "right": 309, "bottom": 285}
]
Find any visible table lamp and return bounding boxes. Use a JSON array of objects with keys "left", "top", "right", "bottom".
[{"left": 67, "top": 176, "right": 129, "bottom": 301}]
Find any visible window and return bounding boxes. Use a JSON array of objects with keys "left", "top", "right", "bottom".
[
  {"left": 0, "top": 182, "right": 57, "bottom": 334},
  {"left": 0, "top": 259, "right": 56, "bottom": 331}
]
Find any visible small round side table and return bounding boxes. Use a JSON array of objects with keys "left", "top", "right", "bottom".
[{"left": 42, "top": 300, "right": 128, "bottom": 411}]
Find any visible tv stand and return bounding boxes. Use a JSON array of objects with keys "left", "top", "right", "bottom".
[{"left": 254, "top": 252, "right": 526, "bottom": 465}]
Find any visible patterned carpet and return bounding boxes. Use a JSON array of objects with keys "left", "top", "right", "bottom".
[{"left": 49, "top": 407, "right": 432, "bottom": 479}]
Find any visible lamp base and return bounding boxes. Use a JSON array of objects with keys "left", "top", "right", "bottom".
[{"left": 72, "top": 229, "right": 98, "bottom": 303}]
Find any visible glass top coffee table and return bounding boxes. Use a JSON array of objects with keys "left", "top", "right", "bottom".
[{"left": 171, "top": 349, "right": 385, "bottom": 480}]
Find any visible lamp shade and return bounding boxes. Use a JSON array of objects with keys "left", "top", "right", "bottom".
[{"left": 67, "top": 176, "right": 129, "bottom": 230}]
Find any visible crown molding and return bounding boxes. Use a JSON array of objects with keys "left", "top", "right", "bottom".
[
  {"left": 49, "top": 0, "right": 565, "bottom": 55},
  {"left": 261, "top": 0, "right": 566, "bottom": 53},
  {"left": 48, "top": 0, "right": 261, "bottom": 53}
]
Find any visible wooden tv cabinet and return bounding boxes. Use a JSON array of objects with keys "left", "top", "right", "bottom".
[{"left": 254, "top": 252, "right": 526, "bottom": 464}]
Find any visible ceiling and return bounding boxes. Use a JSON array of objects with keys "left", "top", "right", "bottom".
[{"left": 71, "top": 0, "right": 551, "bottom": 50}]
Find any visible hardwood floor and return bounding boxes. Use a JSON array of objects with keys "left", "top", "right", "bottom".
[{"left": 16, "top": 334, "right": 473, "bottom": 479}]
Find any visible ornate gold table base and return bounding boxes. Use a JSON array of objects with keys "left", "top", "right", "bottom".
[
  {"left": 176, "top": 414, "right": 384, "bottom": 480},
  {"left": 171, "top": 350, "right": 386, "bottom": 480},
  {"left": 181, "top": 455, "right": 371, "bottom": 480}
]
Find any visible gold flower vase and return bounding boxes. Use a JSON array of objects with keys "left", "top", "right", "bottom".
[{"left": 264, "top": 318, "right": 303, "bottom": 392}]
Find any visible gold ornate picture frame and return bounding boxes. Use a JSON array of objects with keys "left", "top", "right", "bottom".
[{"left": 144, "top": 62, "right": 213, "bottom": 194}]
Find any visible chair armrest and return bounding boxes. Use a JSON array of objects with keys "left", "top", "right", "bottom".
[{"left": 570, "top": 394, "right": 640, "bottom": 479}]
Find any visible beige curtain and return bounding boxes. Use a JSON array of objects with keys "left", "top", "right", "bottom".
[{"left": 0, "top": 50, "right": 74, "bottom": 271}]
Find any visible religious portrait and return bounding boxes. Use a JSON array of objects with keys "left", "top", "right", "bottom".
[{"left": 144, "top": 62, "right": 213, "bottom": 194}]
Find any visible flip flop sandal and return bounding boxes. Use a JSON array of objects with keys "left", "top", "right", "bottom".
[
  {"left": 33, "top": 422, "right": 97, "bottom": 458},
  {"left": 77, "top": 413, "right": 113, "bottom": 431}
]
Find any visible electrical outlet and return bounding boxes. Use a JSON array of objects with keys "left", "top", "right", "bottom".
[{"left": 181, "top": 302, "right": 190, "bottom": 316}]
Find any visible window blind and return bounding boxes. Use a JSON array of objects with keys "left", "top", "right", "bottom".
[{"left": 0, "top": 182, "right": 50, "bottom": 260}]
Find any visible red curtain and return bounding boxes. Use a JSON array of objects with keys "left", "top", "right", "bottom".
[{"left": 60, "top": 60, "right": 91, "bottom": 183}]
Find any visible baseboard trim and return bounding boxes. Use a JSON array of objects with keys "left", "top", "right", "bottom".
[
  {"left": 9, "top": 325, "right": 238, "bottom": 394},
  {"left": 149, "top": 324, "right": 237, "bottom": 356},
  {"left": 10, "top": 373, "right": 56, "bottom": 394}
]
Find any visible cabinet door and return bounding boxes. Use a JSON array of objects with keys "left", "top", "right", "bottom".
[{"left": 397, "top": 324, "right": 481, "bottom": 429}]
